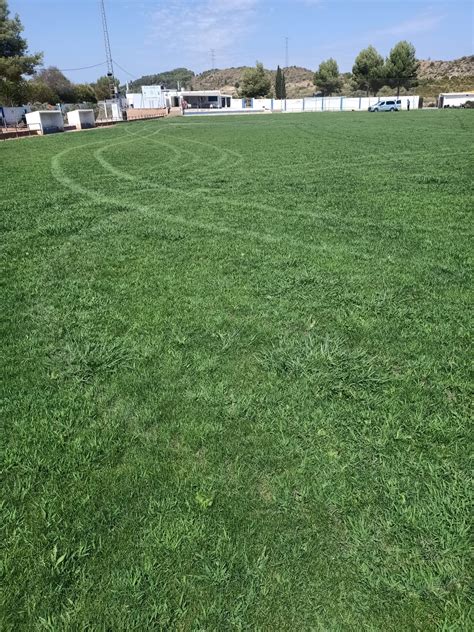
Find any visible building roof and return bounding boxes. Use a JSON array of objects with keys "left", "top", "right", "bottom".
[
  {"left": 167, "top": 89, "right": 232, "bottom": 98},
  {"left": 439, "top": 91, "right": 474, "bottom": 96}
]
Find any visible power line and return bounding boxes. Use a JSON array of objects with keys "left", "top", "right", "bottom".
[
  {"left": 113, "top": 60, "right": 136, "bottom": 79},
  {"left": 58, "top": 61, "right": 107, "bottom": 72}
]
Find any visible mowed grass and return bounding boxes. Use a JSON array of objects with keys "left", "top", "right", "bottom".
[{"left": 1, "top": 111, "right": 472, "bottom": 630}]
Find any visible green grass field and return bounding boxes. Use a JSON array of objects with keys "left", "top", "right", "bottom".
[{"left": 2, "top": 111, "right": 472, "bottom": 630}]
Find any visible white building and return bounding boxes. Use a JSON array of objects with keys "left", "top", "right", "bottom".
[
  {"left": 165, "top": 89, "right": 232, "bottom": 109},
  {"left": 126, "top": 86, "right": 232, "bottom": 110},
  {"left": 438, "top": 92, "right": 474, "bottom": 108},
  {"left": 126, "top": 85, "right": 166, "bottom": 109}
]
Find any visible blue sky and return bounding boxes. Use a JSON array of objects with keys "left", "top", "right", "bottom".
[{"left": 9, "top": 0, "right": 474, "bottom": 83}]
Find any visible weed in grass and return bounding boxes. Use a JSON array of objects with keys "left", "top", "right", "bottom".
[{"left": 46, "top": 335, "right": 135, "bottom": 383}]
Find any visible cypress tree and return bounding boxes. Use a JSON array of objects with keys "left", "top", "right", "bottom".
[
  {"left": 275, "top": 65, "right": 283, "bottom": 99},
  {"left": 281, "top": 69, "right": 286, "bottom": 99}
]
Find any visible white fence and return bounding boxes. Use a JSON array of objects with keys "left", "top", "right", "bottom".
[
  {"left": 249, "top": 95, "right": 419, "bottom": 112},
  {"left": 185, "top": 95, "right": 420, "bottom": 116}
]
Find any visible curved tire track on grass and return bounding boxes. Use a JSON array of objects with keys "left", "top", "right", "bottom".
[
  {"left": 124, "top": 120, "right": 245, "bottom": 174},
  {"left": 52, "top": 121, "right": 469, "bottom": 251},
  {"left": 50, "top": 138, "right": 310, "bottom": 251},
  {"left": 93, "top": 129, "right": 468, "bottom": 240}
]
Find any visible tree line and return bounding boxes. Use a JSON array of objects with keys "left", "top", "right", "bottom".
[
  {"left": 240, "top": 41, "right": 418, "bottom": 99},
  {"left": 314, "top": 42, "right": 419, "bottom": 97}
]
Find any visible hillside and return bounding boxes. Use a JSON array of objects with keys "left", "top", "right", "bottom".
[
  {"left": 416, "top": 56, "right": 474, "bottom": 102},
  {"left": 418, "top": 55, "right": 474, "bottom": 79},
  {"left": 127, "top": 68, "right": 195, "bottom": 92},
  {"left": 417, "top": 75, "right": 474, "bottom": 103},
  {"left": 192, "top": 66, "right": 314, "bottom": 98}
]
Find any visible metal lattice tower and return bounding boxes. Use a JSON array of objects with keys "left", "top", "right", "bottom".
[
  {"left": 285, "top": 37, "right": 289, "bottom": 69},
  {"left": 210, "top": 49, "right": 216, "bottom": 69},
  {"left": 99, "top": 0, "right": 116, "bottom": 98}
]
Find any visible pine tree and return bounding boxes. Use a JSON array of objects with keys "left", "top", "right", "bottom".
[
  {"left": 240, "top": 62, "right": 271, "bottom": 99},
  {"left": 384, "top": 41, "right": 419, "bottom": 97},
  {"left": 352, "top": 46, "right": 384, "bottom": 96},
  {"left": 0, "top": 0, "right": 42, "bottom": 105},
  {"left": 313, "top": 58, "right": 342, "bottom": 96}
]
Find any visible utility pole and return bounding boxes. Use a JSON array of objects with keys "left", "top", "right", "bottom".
[
  {"left": 285, "top": 37, "right": 289, "bottom": 69},
  {"left": 210, "top": 48, "right": 216, "bottom": 69},
  {"left": 99, "top": 0, "right": 116, "bottom": 99}
]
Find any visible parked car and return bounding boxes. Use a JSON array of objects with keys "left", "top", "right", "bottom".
[{"left": 368, "top": 99, "right": 401, "bottom": 112}]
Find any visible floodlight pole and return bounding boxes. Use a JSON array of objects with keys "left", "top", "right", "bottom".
[{"left": 99, "top": 0, "right": 117, "bottom": 100}]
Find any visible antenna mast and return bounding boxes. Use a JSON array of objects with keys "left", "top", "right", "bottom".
[{"left": 99, "top": 0, "right": 116, "bottom": 98}]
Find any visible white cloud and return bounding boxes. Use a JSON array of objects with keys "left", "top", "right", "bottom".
[
  {"left": 375, "top": 12, "right": 444, "bottom": 37},
  {"left": 149, "top": 0, "right": 260, "bottom": 56}
]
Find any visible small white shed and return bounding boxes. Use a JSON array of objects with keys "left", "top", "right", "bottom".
[
  {"left": 438, "top": 92, "right": 474, "bottom": 108},
  {"left": 67, "top": 109, "right": 95, "bottom": 130},
  {"left": 25, "top": 110, "right": 64, "bottom": 135}
]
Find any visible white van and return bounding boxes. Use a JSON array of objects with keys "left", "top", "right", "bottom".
[{"left": 368, "top": 99, "right": 402, "bottom": 112}]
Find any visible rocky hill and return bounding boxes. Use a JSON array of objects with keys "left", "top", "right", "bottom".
[
  {"left": 192, "top": 66, "right": 314, "bottom": 98},
  {"left": 418, "top": 55, "right": 474, "bottom": 79},
  {"left": 416, "top": 56, "right": 474, "bottom": 102}
]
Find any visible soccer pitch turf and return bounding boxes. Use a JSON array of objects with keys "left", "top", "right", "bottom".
[{"left": 2, "top": 111, "right": 472, "bottom": 629}]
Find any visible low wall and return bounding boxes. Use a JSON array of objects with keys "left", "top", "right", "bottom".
[
  {"left": 301, "top": 95, "right": 419, "bottom": 112},
  {"left": 0, "top": 128, "right": 39, "bottom": 140},
  {"left": 126, "top": 108, "right": 167, "bottom": 120},
  {"left": 206, "top": 96, "right": 420, "bottom": 114}
]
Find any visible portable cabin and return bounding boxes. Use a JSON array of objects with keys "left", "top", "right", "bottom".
[{"left": 438, "top": 92, "right": 474, "bottom": 108}]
